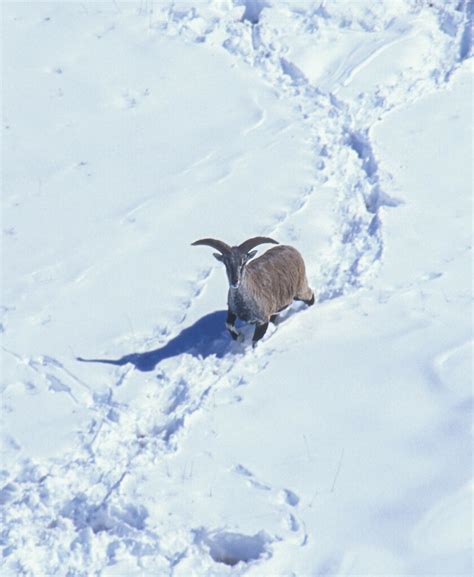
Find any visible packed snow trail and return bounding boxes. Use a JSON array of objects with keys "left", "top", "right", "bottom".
[{"left": 1, "top": 1, "right": 471, "bottom": 575}]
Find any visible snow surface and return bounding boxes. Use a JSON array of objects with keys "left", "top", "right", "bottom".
[{"left": 1, "top": 1, "right": 472, "bottom": 576}]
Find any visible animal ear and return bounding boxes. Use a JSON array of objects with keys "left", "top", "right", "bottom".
[
  {"left": 213, "top": 253, "right": 224, "bottom": 262},
  {"left": 246, "top": 250, "right": 258, "bottom": 261}
]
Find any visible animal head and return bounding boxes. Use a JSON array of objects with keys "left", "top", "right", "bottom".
[{"left": 191, "top": 236, "right": 279, "bottom": 289}]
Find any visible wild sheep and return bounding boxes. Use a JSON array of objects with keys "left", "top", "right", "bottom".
[{"left": 192, "top": 236, "right": 314, "bottom": 345}]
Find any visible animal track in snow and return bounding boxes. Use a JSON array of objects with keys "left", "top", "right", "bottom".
[
  {"left": 232, "top": 464, "right": 305, "bottom": 543},
  {"left": 279, "top": 488, "right": 300, "bottom": 507},
  {"left": 114, "top": 88, "right": 151, "bottom": 110},
  {"left": 234, "top": 464, "right": 271, "bottom": 491},
  {"left": 196, "top": 528, "right": 272, "bottom": 567}
]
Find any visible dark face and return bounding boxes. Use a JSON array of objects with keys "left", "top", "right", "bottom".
[{"left": 214, "top": 248, "right": 257, "bottom": 289}]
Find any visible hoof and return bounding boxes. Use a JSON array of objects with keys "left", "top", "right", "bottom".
[
  {"left": 229, "top": 330, "right": 244, "bottom": 342},
  {"left": 305, "top": 293, "right": 315, "bottom": 306}
]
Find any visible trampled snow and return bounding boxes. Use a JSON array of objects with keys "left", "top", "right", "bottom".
[{"left": 1, "top": 1, "right": 472, "bottom": 576}]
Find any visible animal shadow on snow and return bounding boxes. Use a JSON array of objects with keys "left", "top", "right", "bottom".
[
  {"left": 77, "top": 304, "right": 304, "bottom": 372},
  {"left": 78, "top": 310, "right": 239, "bottom": 372}
]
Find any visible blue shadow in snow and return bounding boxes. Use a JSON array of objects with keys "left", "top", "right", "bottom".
[{"left": 77, "top": 310, "right": 236, "bottom": 372}]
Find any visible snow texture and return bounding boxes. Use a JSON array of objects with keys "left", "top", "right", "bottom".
[{"left": 1, "top": 1, "right": 472, "bottom": 576}]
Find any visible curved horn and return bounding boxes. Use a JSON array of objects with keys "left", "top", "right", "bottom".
[
  {"left": 238, "top": 236, "right": 279, "bottom": 254},
  {"left": 191, "top": 238, "right": 231, "bottom": 254}
]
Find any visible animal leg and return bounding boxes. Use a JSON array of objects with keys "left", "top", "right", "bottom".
[
  {"left": 270, "top": 314, "right": 280, "bottom": 325},
  {"left": 295, "top": 282, "right": 315, "bottom": 306},
  {"left": 226, "top": 310, "right": 243, "bottom": 341},
  {"left": 304, "top": 292, "right": 315, "bottom": 306},
  {"left": 252, "top": 322, "right": 269, "bottom": 347}
]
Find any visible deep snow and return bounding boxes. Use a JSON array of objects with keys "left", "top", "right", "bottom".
[{"left": 1, "top": 1, "right": 472, "bottom": 576}]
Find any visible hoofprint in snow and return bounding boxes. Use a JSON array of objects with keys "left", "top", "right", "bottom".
[{"left": 1, "top": 1, "right": 472, "bottom": 576}]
